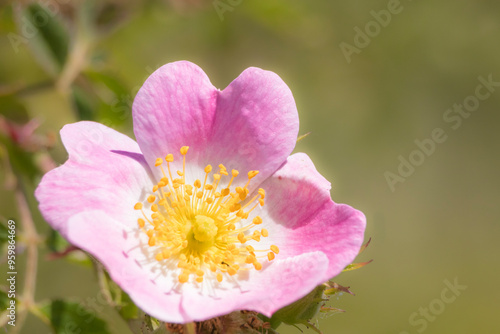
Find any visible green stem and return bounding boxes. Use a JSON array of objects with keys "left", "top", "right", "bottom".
[
  {"left": 55, "top": 1, "right": 94, "bottom": 93},
  {"left": 0, "top": 80, "right": 54, "bottom": 97},
  {"left": 29, "top": 303, "right": 51, "bottom": 326},
  {"left": 12, "top": 179, "right": 40, "bottom": 334},
  {"left": 96, "top": 262, "right": 116, "bottom": 306},
  {"left": 184, "top": 322, "right": 196, "bottom": 334}
]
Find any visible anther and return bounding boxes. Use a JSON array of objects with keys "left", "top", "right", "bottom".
[
  {"left": 248, "top": 170, "right": 259, "bottom": 179},
  {"left": 148, "top": 236, "right": 156, "bottom": 246},
  {"left": 238, "top": 232, "right": 246, "bottom": 243},
  {"left": 253, "top": 216, "right": 262, "bottom": 225},
  {"left": 135, "top": 146, "right": 278, "bottom": 286},
  {"left": 179, "top": 273, "right": 189, "bottom": 283},
  {"left": 253, "top": 261, "right": 262, "bottom": 270}
]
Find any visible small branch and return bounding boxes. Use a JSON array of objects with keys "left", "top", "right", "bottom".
[
  {"left": 56, "top": 37, "right": 92, "bottom": 93},
  {"left": 0, "top": 80, "right": 54, "bottom": 98},
  {"left": 12, "top": 180, "right": 40, "bottom": 333},
  {"left": 0, "top": 311, "right": 9, "bottom": 327},
  {"left": 29, "top": 303, "right": 51, "bottom": 326},
  {"left": 55, "top": 1, "right": 94, "bottom": 93},
  {"left": 96, "top": 262, "right": 116, "bottom": 306},
  {"left": 46, "top": 245, "right": 79, "bottom": 260},
  {"left": 184, "top": 322, "right": 196, "bottom": 334}
]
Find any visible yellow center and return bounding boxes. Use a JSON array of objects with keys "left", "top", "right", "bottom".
[
  {"left": 134, "top": 146, "right": 279, "bottom": 284},
  {"left": 192, "top": 215, "right": 218, "bottom": 242}
]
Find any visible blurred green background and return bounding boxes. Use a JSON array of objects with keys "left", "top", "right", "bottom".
[{"left": 1, "top": 0, "right": 499, "bottom": 333}]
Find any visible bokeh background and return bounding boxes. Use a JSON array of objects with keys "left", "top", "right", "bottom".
[{"left": 1, "top": 0, "right": 499, "bottom": 333}]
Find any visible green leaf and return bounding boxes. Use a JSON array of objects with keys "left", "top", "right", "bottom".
[
  {"left": 94, "top": 266, "right": 139, "bottom": 323},
  {"left": 46, "top": 228, "right": 69, "bottom": 253},
  {"left": 71, "top": 85, "right": 97, "bottom": 121},
  {"left": 117, "top": 291, "right": 139, "bottom": 321},
  {"left": 269, "top": 284, "right": 327, "bottom": 329},
  {"left": 94, "top": 3, "right": 127, "bottom": 33},
  {"left": 19, "top": 3, "right": 70, "bottom": 75},
  {"left": 0, "top": 133, "right": 40, "bottom": 182},
  {"left": 0, "top": 96, "right": 30, "bottom": 122},
  {"left": 342, "top": 260, "right": 373, "bottom": 272},
  {"left": 0, "top": 222, "right": 8, "bottom": 249},
  {"left": 297, "top": 132, "right": 311, "bottom": 143},
  {"left": 323, "top": 281, "right": 354, "bottom": 296},
  {"left": 40, "top": 299, "right": 111, "bottom": 334},
  {"left": 84, "top": 71, "right": 132, "bottom": 126},
  {"left": 45, "top": 229, "right": 92, "bottom": 266},
  {"left": 0, "top": 290, "right": 9, "bottom": 310}
]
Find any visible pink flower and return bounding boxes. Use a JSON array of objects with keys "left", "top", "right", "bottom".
[{"left": 35, "top": 61, "right": 366, "bottom": 323}]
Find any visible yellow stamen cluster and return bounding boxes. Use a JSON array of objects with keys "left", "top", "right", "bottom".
[{"left": 134, "top": 146, "right": 279, "bottom": 284}]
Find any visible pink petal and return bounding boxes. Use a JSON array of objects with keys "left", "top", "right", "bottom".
[
  {"left": 35, "top": 121, "right": 154, "bottom": 236},
  {"left": 207, "top": 66, "right": 299, "bottom": 186},
  {"left": 67, "top": 210, "right": 329, "bottom": 322},
  {"left": 132, "top": 61, "right": 218, "bottom": 173},
  {"left": 259, "top": 153, "right": 367, "bottom": 282},
  {"left": 284, "top": 201, "right": 366, "bottom": 281},
  {"left": 181, "top": 251, "right": 329, "bottom": 321},
  {"left": 65, "top": 211, "right": 185, "bottom": 323},
  {"left": 132, "top": 61, "right": 299, "bottom": 185}
]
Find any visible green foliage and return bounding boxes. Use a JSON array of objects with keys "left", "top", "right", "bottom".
[
  {"left": 342, "top": 260, "right": 372, "bottom": 272},
  {"left": 117, "top": 291, "right": 140, "bottom": 321},
  {"left": 0, "top": 290, "right": 9, "bottom": 310},
  {"left": 1, "top": 2, "right": 380, "bottom": 333},
  {"left": 84, "top": 71, "right": 132, "bottom": 126},
  {"left": 40, "top": 299, "right": 111, "bottom": 334},
  {"left": 0, "top": 222, "right": 8, "bottom": 250},
  {"left": 69, "top": 71, "right": 132, "bottom": 124},
  {"left": 46, "top": 228, "right": 69, "bottom": 253},
  {"left": 21, "top": 3, "right": 70, "bottom": 75},
  {"left": 0, "top": 131, "right": 40, "bottom": 182},
  {"left": 0, "top": 96, "right": 30, "bottom": 123},
  {"left": 268, "top": 285, "right": 327, "bottom": 332},
  {"left": 71, "top": 85, "right": 96, "bottom": 121}
]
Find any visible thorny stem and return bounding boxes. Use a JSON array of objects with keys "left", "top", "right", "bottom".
[{"left": 11, "top": 179, "right": 40, "bottom": 333}]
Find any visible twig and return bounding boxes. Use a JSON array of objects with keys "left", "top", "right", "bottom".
[
  {"left": 184, "top": 322, "right": 196, "bottom": 334},
  {"left": 12, "top": 179, "right": 40, "bottom": 333},
  {"left": 0, "top": 80, "right": 54, "bottom": 98}
]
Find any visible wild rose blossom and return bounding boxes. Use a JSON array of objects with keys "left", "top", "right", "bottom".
[{"left": 35, "top": 61, "right": 366, "bottom": 323}]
